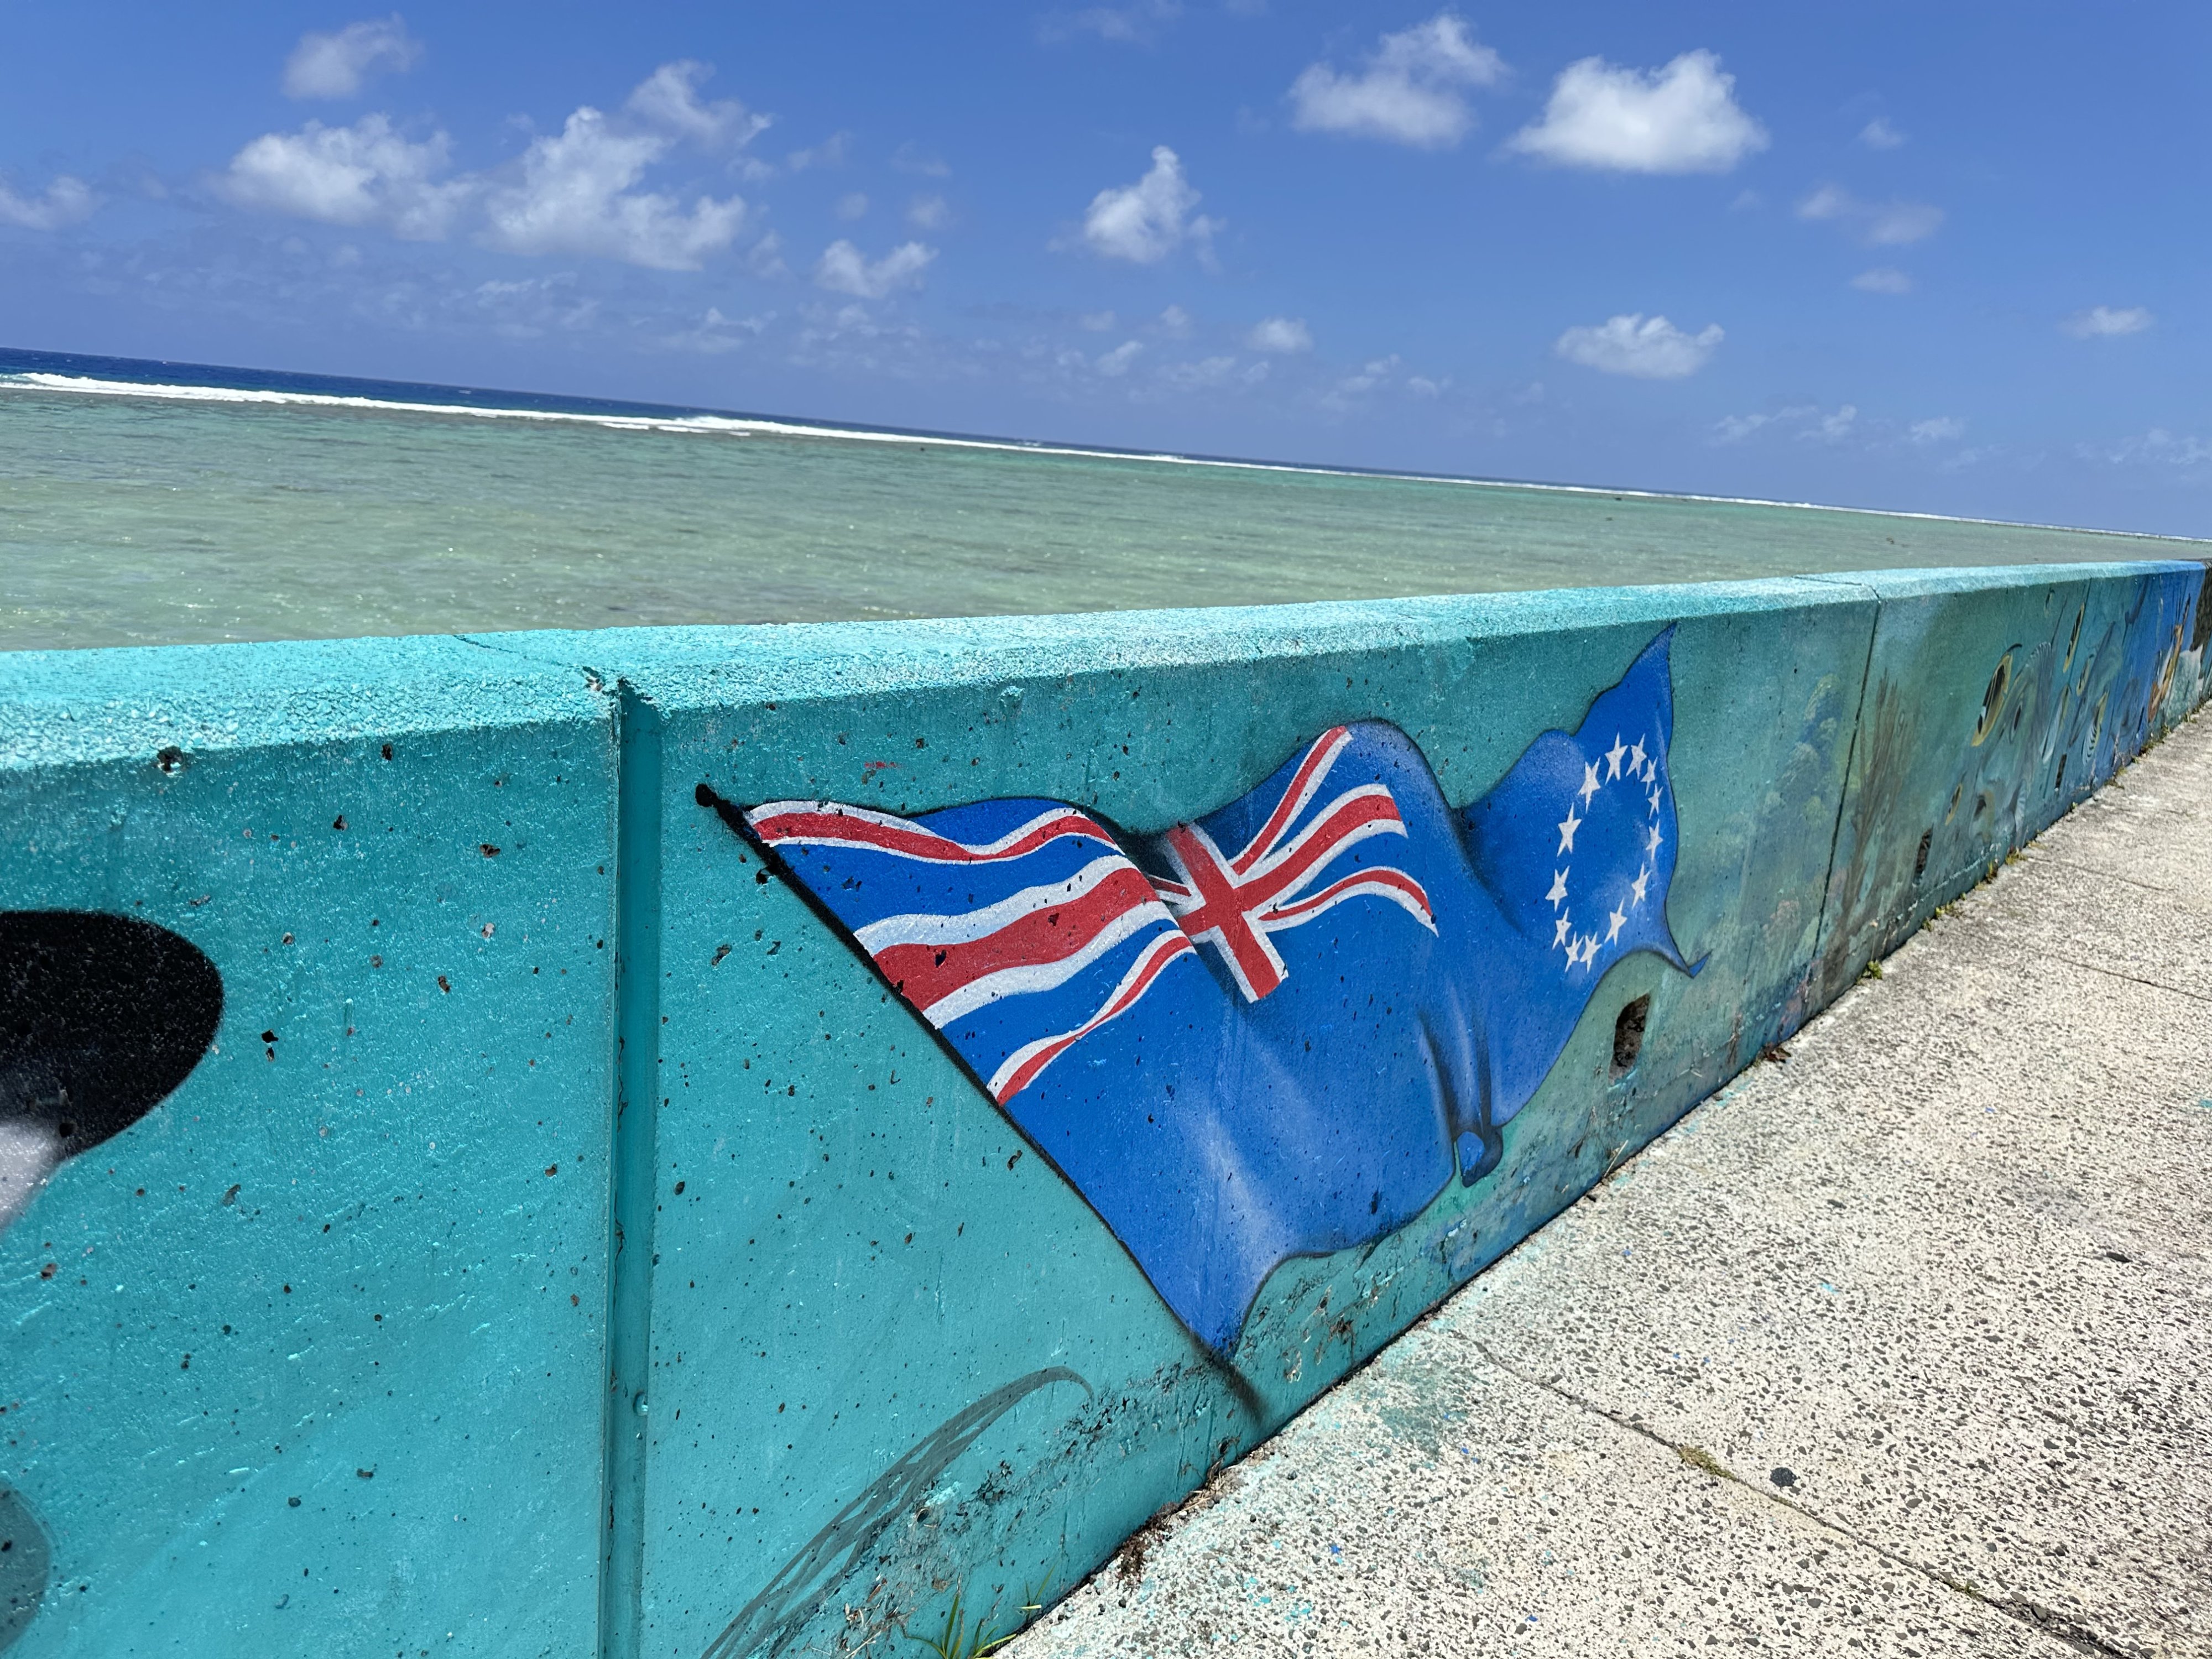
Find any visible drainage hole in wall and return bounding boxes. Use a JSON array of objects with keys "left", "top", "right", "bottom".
[{"left": 1611, "top": 996, "right": 1650, "bottom": 1078}]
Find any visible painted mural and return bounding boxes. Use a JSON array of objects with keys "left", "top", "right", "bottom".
[
  {"left": 0, "top": 910, "right": 223, "bottom": 1651},
  {"left": 709, "top": 629, "right": 1697, "bottom": 1354},
  {"left": 1944, "top": 566, "right": 2201, "bottom": 844},
  {"left": 0, "top": 910, "right": 222, "bottom": 1235},
  {"left": 1818, "top": 565, "right": 2206, "bottom": 996},
  {"left": 3, "top": 568, "right": 2206, "bottom": 1659}
]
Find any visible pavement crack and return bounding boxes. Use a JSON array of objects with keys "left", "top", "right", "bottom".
[
  {"left": 1463, "top": 1337, "right": 2122, "bottom": 1656},
  {"left": 2020, "top": 854, "right": 2176, "bottom": 895},
  {"left": 2042, "top": 953, "right": 2212, "bottom": 1006},
  {"left": 1997, "top": 1595, "right": 2138, "bottom": 1659}
]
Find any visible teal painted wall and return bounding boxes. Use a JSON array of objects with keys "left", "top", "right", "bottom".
[
  {"left": 0, "top": 562, "right": 2202, "bottom": 1658},
  {"left": 0, "top": 640, "right": 619, "bottom": 1657}
]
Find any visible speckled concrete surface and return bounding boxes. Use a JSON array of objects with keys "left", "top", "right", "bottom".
[{"left": 1010, "top": 711, "right": 2212, "bottom": 1659}]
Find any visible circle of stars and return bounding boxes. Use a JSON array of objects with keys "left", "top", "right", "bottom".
[{"left": 1547, "top": 730, "right": 1666, "bottom": 974}]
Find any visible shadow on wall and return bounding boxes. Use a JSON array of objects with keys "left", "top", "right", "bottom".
[
  {"left": 0, "top": 910, "right": 224, "bottom": 1650},
  {"left": 1820, "top": 567, "right": 2205, "bottom": 995}
]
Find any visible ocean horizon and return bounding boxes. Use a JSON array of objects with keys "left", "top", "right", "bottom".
[{"left": 4, "top": 344, "right": 2204, "bottom": 655}]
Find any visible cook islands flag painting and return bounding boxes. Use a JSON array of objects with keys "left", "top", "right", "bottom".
[{"left": 724, "top": 628, "right": 1695, "bottom": 1353}]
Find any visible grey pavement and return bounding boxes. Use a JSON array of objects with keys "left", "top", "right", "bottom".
[{"left": 1011, "top": 708, "right": 2212, "bottom": 1659}]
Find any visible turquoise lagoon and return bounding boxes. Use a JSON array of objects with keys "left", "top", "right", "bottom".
[{"left": 1, "top": 347, "right": 2200, "bottom": 651}]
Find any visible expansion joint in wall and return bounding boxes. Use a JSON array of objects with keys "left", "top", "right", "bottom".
[{"left": 599, "top": 679, "right": 664, "bottom": 1659}]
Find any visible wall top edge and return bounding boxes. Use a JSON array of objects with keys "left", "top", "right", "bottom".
[
  {"left": 0, "top": 633, "right": 611, "bottom": 773},
  {"left": 478, "top": 564, "right": 2188, "bottom": 711},
  {"left": 1803, "top": 559, "right": 2206, "bottom": 601},
  {"left": 1, "top": 562, "right": 2194, "bottom": 769}
]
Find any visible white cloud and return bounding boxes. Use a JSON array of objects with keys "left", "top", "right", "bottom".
[
  {"left": 483, "top": 89, "right": 750, "bottom": 269},
  {"left": 1095, "top": 340, "right": 1143, "bottom": 377},
  {"left": 1714, "top": 408, "right": 1794, "bottom": 442},
  {"left": 656, "top": 306, "right": 771, "bottom": 354},
  {"left": 1045, "top": 1, "right": 1183, "bottom": 45},
  {"left": 624, "top": 60, "right": 772, "bottom": 149},
  {"left": 813, "top": 238, "right": 937, "bottom": 299},
  {"left": 2089, "top": 429, "right": 2212, "bottom": 468},
  {"left": 906, "top": 193, "right": 950, "bottom": 229},
  {"left": 283, "top": 15, "right": 421, "bottom": 100},
  {"left": 1080, "top": 145, "right": 1217, "bottom": 264},
  {"left": 2064, "top": 305, "right": 2153, "bottom": 338},
  {"left": 232, "top": 62, "right": 768, "bottom": 267},
  {"left": 1852, "top": 266, "right": 1913, "bottom": 295},
  {"left": 1246, "top": 315, "right": 1312, "bottom": 353},
  {"left": 220, "top": 114, "right": 469, "bottom": 239},
  {"left": 785, "top": 133, "right": 852, "bottom": 172},
  {"left": 1554, "top": 312, "right": 1722, "bottom": 378},
  {"left": 1797, "top": 185, "right": 1943, "bottom": 246},
  {"left": 745, "top": 229, "right": 789, "bottom": 279},
  {"left": 836, "top": 192, "right": 869, "bottom": 221},
  {"left": 467, "top": 272, "right": 599, "bottom": 337},
  {"left": 1288, "top": 13, "right": 1505, "bottom": 149},
  {"left": 1717, "top": 404, "right": 1967, "bottom": 452},
  {"left": 1077, "top": 309, "right": 1117, "bottom": 331},
  {"left": 1318, "top": 354, "right": 1405, "bottom": 410},
  {"left": 1158, "top": 354, "right": 1239, "bottom": 392},
  {"left": 0, "top": 174, "right": 96, "bottom": 230},
  {"left": 1509, "top": 50, "right": 1766, "bottom": 174},
  {"left": 1156, "top": 304, "right": 1194, "bottom": 336},
  {"left": 1815, "top": 404, "right": 1859, "bottom": 442},
  {"left": 1715, "top": 403, "right": 1846, "bottom": 444},
  {"left": 1857, "top": 116, "right": 1905, "bottom": 150},
  {"left": 892, "top": 143, "right": 950, "bottom": 178}
]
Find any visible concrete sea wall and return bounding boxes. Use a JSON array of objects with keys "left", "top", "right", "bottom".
[{"left": 0, "top": 562, "right": 2203, "bottom": 1658}]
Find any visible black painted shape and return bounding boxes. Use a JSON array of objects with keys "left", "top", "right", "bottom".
[
  {"left": 0, "top": 911, "right": 223, "bottom": 1155},
  {"left": 0, "top": 1485, "right": 51, "bottom": 1654}
]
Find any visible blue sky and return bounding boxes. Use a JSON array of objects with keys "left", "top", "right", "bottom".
[{"left": 3, "top": 2, "right": 2209, "bottom": 534}]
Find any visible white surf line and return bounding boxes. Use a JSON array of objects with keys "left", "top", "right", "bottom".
[
  {"left": 0, "top": 372, "right": 1224, "bottom": 462},
  {"left": 3, "top": 371, "right": 2201, "bottom": 548}
]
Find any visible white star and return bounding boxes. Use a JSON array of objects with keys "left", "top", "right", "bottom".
[
  {"left": 1553, "top": 914, "right": 1573, "bottom": 949},
  {"left": 1578, "top": 933, "right": 1599, "bottom": 968},
  {"left": 1647, "top": 784, "right": 1663, "bottom": 817},
  {"left": 1627, "top": 738, "right": 1647, "bottom": 774},
  {"left": 1605, "top": 734, "right": 1627, "bottom": 780},
  {"left": 1606, "top": 905, "right": 1626, "bottom": 945},
  {"left": 1644, "top": 756, "right": 1659, "bottom": 786},
  {"left": 1557, "top": 806, "right": 1581, "bottom": 854},
  {"left": 1578, "top": 760, "right": 1601, "bottom": 806},
  {"left": 1646, "top": 822, "right": 1664, "bottom": 858},
  {"left": 1630, "top": 864, "right": 1650, "bottom": 906},
  {"left": 1546, "top": 869, "right": 1569, "bottom": 907}
]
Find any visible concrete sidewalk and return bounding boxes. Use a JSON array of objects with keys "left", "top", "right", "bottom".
[{"left": 1012, "top": 709, "right": 2212, "bottom": 1659}]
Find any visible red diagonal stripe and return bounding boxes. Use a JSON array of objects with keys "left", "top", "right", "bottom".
[
  {"left": 871, "top": 865, "right": 1165, "bottom": 1010},
  {"left": 1266, "top": 867, "right": 1433, "bottom": 927},
  {"left": 990, "top": 932, "right": 1196, "bottom": 1103},
  {"left": 749, "top": 806, "right": 1115, "bottom": 864},
  {"left": 1230, "top": 726, "right": 1350, "bottom": 875}
]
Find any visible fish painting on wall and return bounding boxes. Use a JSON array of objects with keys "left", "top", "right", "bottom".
[{"left": 709, "top": 628, "right": 1697, "bottom": 1353}]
